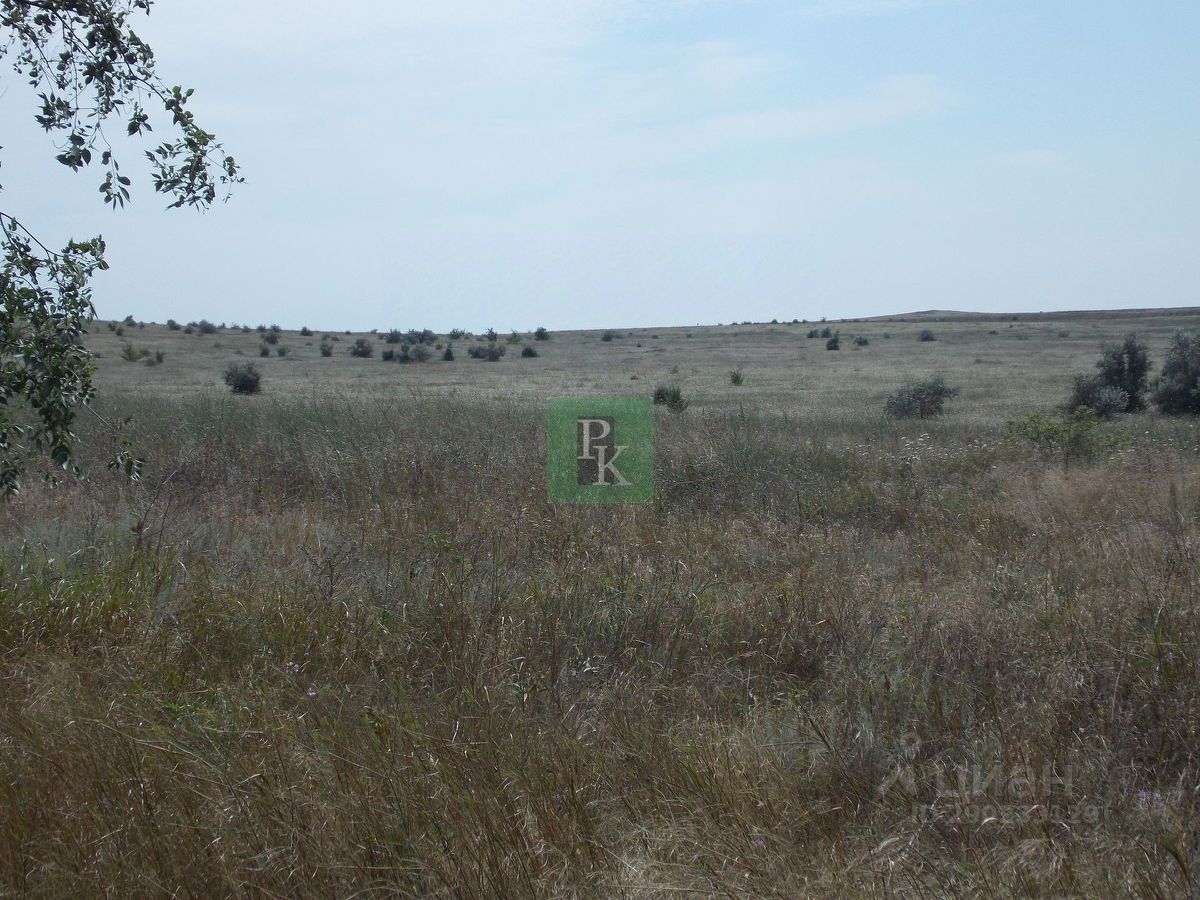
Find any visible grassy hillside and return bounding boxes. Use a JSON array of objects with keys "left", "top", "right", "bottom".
[{"left": 0, "top": 310, "right": 1197, "bottom": 896}]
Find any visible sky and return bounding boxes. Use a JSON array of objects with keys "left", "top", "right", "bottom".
[{"left": 2, "top": 0, "right": 1198, "bottom": 331}]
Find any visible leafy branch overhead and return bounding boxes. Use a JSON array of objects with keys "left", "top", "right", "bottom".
[
  {"left": 6, "top": 0, "right": 242, "bottom": 208},
  {"left": 1, "top": 0, "right": 241, "bottom": 496}
]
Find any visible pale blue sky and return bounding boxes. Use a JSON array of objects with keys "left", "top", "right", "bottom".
[{"left": 2, "top": 1, "right": 1197, "bottom": 330}]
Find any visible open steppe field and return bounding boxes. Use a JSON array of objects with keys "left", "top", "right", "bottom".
[{"left": 2, "top": 309, "right": 1199, "bottom": 896}]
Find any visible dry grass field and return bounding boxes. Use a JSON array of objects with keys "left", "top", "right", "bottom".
[{"left": 2, "top": 308, "right": 1199, "bottom": 896}]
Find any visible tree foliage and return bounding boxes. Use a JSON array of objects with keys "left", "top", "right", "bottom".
[
  {"left": 1095, "top": 333, "right": 1150, "bottom": 412},
  {"left": 1152, "top": 330, "right": 1200, "bottom": 415},
  {"left": 1, "top": 0, "right": 241, "bottom": 495}
]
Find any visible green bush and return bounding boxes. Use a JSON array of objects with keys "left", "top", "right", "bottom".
[
  {"left": 652, "top": 384, "right": 689, "bottom": 412},
  {"left": 263, "top": 331, "right": 279, "bottom": 345},
  {"left": 601, "top": 331, "right": 615, "bottom": 342},
  {"left": 729, "top": 369, "right": 744, "bottom": 386},
  {"left": 534, "top": 327, "right": 550, "bottom": 341},
  {"left": 223, "top": 362, "right": 262, "bottom": 395},
  {"left": 166, "top": 319, "right": 181, "bottom": 331},
  {"left": 442, "top": 344, "right": 455, "bottom": 361},
  {"left": 507, "top": 330, "right": 522, "bottom": 345},
  {"left": 521, "top": 345, "right": 538, "bottom": 358},
  {"left": 825, "top": 334, "right": 840, "bottom": 351},
  {"left": 350, "top": 338, "right": 374, "bottom": 358},
  {"left": 806, "top": 328, "right": 819, "bottom": 338},
  {"left": 385, "top": 330, "right": 403, "bottom": 344},
  {"left": 853, "top": 335, "right": 869, "bottom": 346},
  {"left": 319, "top": 339, "right": 334, "bottom": 357},
  {"left": 1095, "top": 333, "right": 1150, "bottom": 411},
  {"left": 468, "top": 343, "right": 506, "bottom": 361},
  {"left": 259, "top": 344, "right": 271, "bottom": 357},
  {"left": 1007, "top": 409, "right": 1110, "bottom": 465},
  {"left": 119, "top": 343, "right": 141, "bottom": 362},
  {"left": 1152, "top": 330, "right": 1200, "bottom": 415},
  {"left": 197, "top": 319, "right": 218, "bottom": 335},
  {"left": 884, "top": 376, "right": 959, "bottom": 418},
  {"left": 1066, "top": 374, "right": 1128, "bottom": 419},
  {"left": 275, "top": 346, "right": 289, "bottom": 358},
  {"left": 299, "top": 326, "right": 313, "bottom": 337},
  {"left": 918, "top": 329, "right": 937, "bottom": 342}
]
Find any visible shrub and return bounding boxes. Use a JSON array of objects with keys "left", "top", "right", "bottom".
[
  {"left": 918, "top": 329, "right": 937, "bottom": 342},
  {"left": 884, "top": 376, "right": 959, "bottom": 418},
  {"left": 166, "top": 319, "right": 181, "bottom": 331},
  {"left": 652, "top": 384, "right": 689, "bottom": 412},
  {"left": 381, "top": 348, "right": 397, "bottom": 362},
  {"left": 182, "top": 325, "right": 193, "bottom": 335},
  {"left": 256, "top": 324, "right": 267, "bottom": 333},
  {"left": 521, "top": 345, "right": 538, "bottom": 358},
  {"left": 1065, "top": 374, "right": 1128, "bottom": 419},
  {"left": 807, "top": 329, "right": 819, "bottom": 339},
  {"left": 825, "top": 334, "right": 840, "bottom": 351},
  {"left": 534, "top": 327, "right": 550, "bottom": 341},
  {"left": 122, "top": 315, "right": 136, "bottom": 325},
  {"left": 853, "top": 335, "right": 869, "bottom": 346},
  {"left": 819, "top": 327, "right": 833, "bottom": 339},
  {"left": 275, "top": 346, "right": 290, "bottom": 358},
  {"left": 442, "top": 345, "right": 454, "bottom": 361},
  {"left": 484, "top": 328, "right": 498, "bottom": 343},
  {"left": 106, "top": 321, "right": 117, "bottom": 331},
  {"left": 1007, "top": 409, "right": 1109, "bottom": 465},
  {"left": 1095, "top": 333, "right": 1150, "bottom": 411},
  {"left": 350, "top": 338, "right": 374, "bottom": 358},
  {"left": 114, "top": 326, "right": 125, "bottom": 337},
  {"left": 319, "top": 339, "right": 334, "bottom": 357},
  {"left": 385, "top": 329, "right": 404, "bottom": 344},
  {"left": 119, "top": 343, "right": 140, "bottom": 362},
  {"left": 1152, "top": 330, "right": 1200, "bottom": 415},
  {"left": 507, "top": 330, "right": 522, "bottom": 344},
  {"left": 448, "top": 328, "right": 466, "bottom": 340},
  {"left": 729, "top": 369, "right": 744, "bottom": 386},
  {"left": 468, "top": 343, "right": 506, "bottom": 361},
  {"left": 601, "top": 331, "right": 615, "bottom": 342},
  {"left": 197, "top": 319, "right": 217, "bottom": 335},
  {"left": 405, "top": 329, "right": 436, "bottom": 345},
  {"left": 154, "top": 351, "right": 165, "bottom": 364},
  {"left": 263, "top": 331, "right": 279, "bottom": 345},
  {"left": 300, "top": 326, "right": 313, "bottom": 337},
  {"left": 270, "top": 324, "right": 281, "bottom": 334},
  {"left": 259, "top": 344, "right": 271, "bottom": 357},
  {"left": 411, "top": 344, "right": 433, "bottom": 363},
  {"left": 223, "top": 362, "right": 262, "bottom": 394},
  {"left": 240, "top": 324, "right": 251, "bottom": 333}
]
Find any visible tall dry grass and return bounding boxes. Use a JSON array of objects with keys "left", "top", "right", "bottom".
[{"left": 0, "top": 393, "right": 1196, "bottom": 896}]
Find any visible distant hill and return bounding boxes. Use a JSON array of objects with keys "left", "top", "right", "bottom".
[{"left": 863, "top": 307, "right": 1200, "bottom": 323}]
